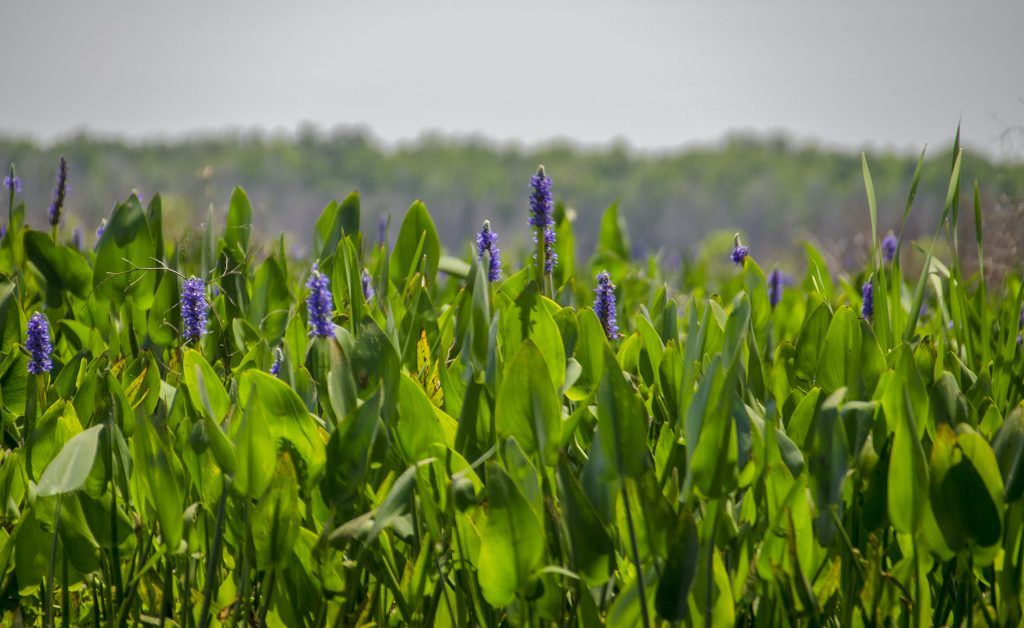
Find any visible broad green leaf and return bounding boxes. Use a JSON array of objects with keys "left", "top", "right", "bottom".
[
  {"left": 93, "top": 195, "right": 157, "bottom": 308},
  {"left": 226, "top": 186, "right": 253, "bottom": 255},
  {"left": 233, "top": 383, "right": 276, "bottom": 499},
  {"left": 597, "top": 344, "right": 647, "bottom": 480},
  {"left": 37, "top": 425, "right": 104, "bottom": 496},
  {"left": 390, "top": 200, "right": 440, "bottom": 285},
  {"left": 816, "top": 307, "right": 861, "bottom": 394},
  {"left": 182, "top": 349, "right": 230, "bottom": 423},
  {"left": 655, "top": 508, "right": 699, "bottom": 621},
  {"left": 495, "top": 340, "right": 560, "bottom": 466},
  {"left": 24, "top": 230, "right": 92, "bottom": 302},
  {"left": 476, "top": 463, "right": 545, "bottom": 607},
  {"left": 238, "top": 370, "right": 327, "bottom": 489}
]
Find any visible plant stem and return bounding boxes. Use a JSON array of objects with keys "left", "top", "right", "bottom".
[
  {"left": 198, "top": 476, "right": 230, "bottom": 628},
  {"left": 620, "top": 479, "right": 650, "bottom": 628},
  {"left": 46, "top": 494, "right": 63, "bottom": 628}
]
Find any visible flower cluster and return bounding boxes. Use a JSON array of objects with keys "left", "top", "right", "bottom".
[
  {"left": 306, "top": 264, "right": 335, "bottom": 338},
  {"left": 180, "top": 276, "right": 209, "bottom": 342},
  {"left": 730, "top": 234, "right": 749, "bottom": 266},
  {"left": 881, "top": 234, "right": 898, "bottom": 263},
  {"left": 594, "top": 271, "right": 619, "bottom": 341},
  {"left": 48, "top": 157, "right": 68, "bottom": 227},
  {"left": 3, "top": 166, "right": 20, "bottom": 194},
  {"left": 529, "top": 166, "right": 557, "bottom": 274},
  {"left": 861, "top": 278, "right": 874, "bottom": 319},
  {"left": 26, "top": 312, "right": 53, "bottom": 375},
  {"left": 768, "top": 269, "right": 784, "bottom": 309},
  {"left": 361, "top": 268, "right": 375, "bottom": 302},
  {"left": 269, "top": 347, "right": 284, "bottom": 376},
  {"left": 475, "top": 220, "right": 502, "bottom": 282}
]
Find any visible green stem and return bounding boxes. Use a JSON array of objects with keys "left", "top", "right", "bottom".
[
  {"left": 159, "top": 553, "right": 173, "bottom": 628},
  {"left": 46, "top": 494, "right": 63, "bottom": 628},
  {"left": 61, "top": 550, "right": 69, "bottom": 628},
  {"left": 620, "top": 479, "right": 651, "bottom": 628},
  {"left": 198, "top": 476, "right": 230, "bottom": 628}
]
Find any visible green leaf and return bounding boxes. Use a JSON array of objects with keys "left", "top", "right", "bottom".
[
  {"left": 993, "top": 405, "right": 1024, "bottom": 502},
  {"left": 37, "top": 425, "right": 104, "bottom": 496},
  {"left": 495, "top": 340, "right": 561, "bottom": 467},
  {"left": 390, "top": 200, "right": 440, "bottom": 285},
  {"left": 596, "top": 344, "right": 647, "bottom": 480},
  {"left": 133, "top": 412, "right": 184, "bottom": 549},
  {"left": 314, "top": 192, "right": 360, "bottom": 262},
  {"left": 93, "top": 195, "right": 157, "bottom": 309},
  {"left": 655, "top": 508, "right": 699, "bottom": 621},
  {"left": 794, "top": 302, "right": 831, "bottom": 383},
  {"left": 476, "top": 463, "right": 545, "bottom": 607},
  {"left": 182, "top": 349, "right": 230, "bottom": 423},
  {"left": 887, "top": 389, "right": 929, "bottom": 534},
  {"left": 233, "top": 383, "right": 276, "bottom": 499},
  {"left": 24, "top": 230, "right": 92, "bottom": 302},
  {"left": 816, "top": 307, "right": 861, "bottom": 394},
  {"left": 226, "top": 186, "right": 253, "bottom": 255},
  {"left": 501, "top": 283, "right": 566, "bottom": 391},
  {"left": 238, "top": 370, "right": 327, "bottom": 489}
]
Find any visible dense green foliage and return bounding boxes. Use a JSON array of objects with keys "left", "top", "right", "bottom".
[
  {"left": 3, "top": 130, "right": 1023, "bottom": 266},
  {"left": 1, "top": 140, "right": 1024, "bottom": 626}
]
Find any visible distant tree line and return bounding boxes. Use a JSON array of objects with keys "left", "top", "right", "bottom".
[{"left": 2, "top": 128, "right": 1022, "bottom": 272}]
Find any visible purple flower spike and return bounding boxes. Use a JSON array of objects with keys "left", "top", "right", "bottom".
[
  {"left": 378, "top": 215, "right": 388, "bottom": 248},
  {"left": 594, "top": 270, "right": 619, "bottom": 341},
  {"left": 306, "top": 263, "right": 335, "bottom": 338},
  {"left": 71, "top": 226, "right": 83, "bottom": 250},
  {"left": 26, "top": 312, "right": 53, "bottom": 375},
  {"left": 529, "top": 166, "right": 557, "bottom": 274},
  {"left": 361, "top": 268, "right": 375, "bottom": 303},
  {"left": 48, "top": 156, "right": 68, "bottom": 227},
  {"left": 180, "top": 276, "right": 209, "bottom": 343},
  {"left": 476, "top": 220, "right": 502, "bottom": 282},
  {"left": 269, "top": 347, "right": 284, "bottom": 376},
  {"left": 881, "top": 234, "right": 898, "bottom": 263},
  {"left": 768, "top": 269, "right": 784, "bottom": 309},
  {"left": 730, "top": 234, "right": 748, "bottom": 266},
  {"left": 861, "top": 278, "right": 874, "bottom": 319},
  {"left": 3, "top": 165, "right": 20, "bottom": 194}
]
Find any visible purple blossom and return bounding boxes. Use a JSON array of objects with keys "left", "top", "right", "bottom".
[
  {"left": 48, "top": 156, "right": 68, "bottom": 227},
  {"left": 95, "top": 219, "right": 107, "bottom": 241},
  {"left": 180, "top": 276, "right": 208, "bottom": 343},
  {"left": 475, "top": 220, "right": 502, "bottom": 282},
  {"left": 768, "top": 269, "right": 784, "bottom": 309},
  {"left": 529, "top": 166, "right": 557, "bottom": 274},
  {"left": 881, "top": 234, "right": 898, "bottom": 263},
  {"left": 71, "top": 226, "right": 83, "bottom": 250},
  {"left": 0, "top": 224, "right": 6, "bottom": 240},
  {"left": 361, "top": 268, "right": 375, "bottom": 302},
  {"left": 378, "top": 215, "right": 388, "bottom": 248},
  {"left": 306, "top": 264, "right": 335, "bottom": 338},
  {"left": 861, "top": 278, "right": 874, "bottom": 319},
  {"left": 594, "top": 271, "right": 619, "bottom": 341},
  {"left": 730, "top": 234, "right": 748, "bottom": 266},
  {"left": 269, "top": 347, "right": 284, "bottom": 376},
  {"left": 26, "top": 312, "right": 53, "bottom": 374},
  {"left": 3, "top": 168, "right": 20, "bottom": 194}
]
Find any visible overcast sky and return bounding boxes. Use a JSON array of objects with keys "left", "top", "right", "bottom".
[{"left": 3, "top": 1, "right": 1023, "bottom": 158}]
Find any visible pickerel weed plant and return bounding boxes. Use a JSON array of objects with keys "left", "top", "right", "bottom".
[{"left": 0, "top": 140, "right": 1023, "bottom": 628}]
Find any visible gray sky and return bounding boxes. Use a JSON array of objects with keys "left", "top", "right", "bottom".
[{"left": 4, "top": 1, "right": 1024, "bottom": 158}]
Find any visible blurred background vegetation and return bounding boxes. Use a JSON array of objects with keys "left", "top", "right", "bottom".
[{"left": 2, "top": 127, "right": 1022, "bottom": 276}]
